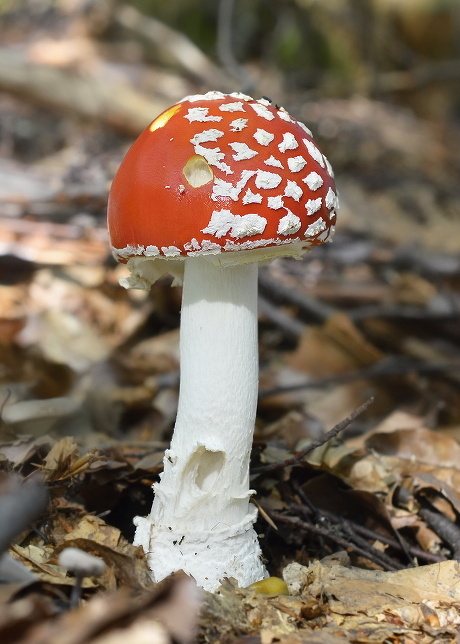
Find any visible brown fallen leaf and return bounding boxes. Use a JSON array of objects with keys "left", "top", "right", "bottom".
[
  {"left": 284, "top": 554, "right": 460, "bottom": 636},
  {"left": 53, "top": 515, "right": 153, "bottom": 591},
  {"left": 16, "top": 575, "right": 199, "bottom": 644},
  {"left": 0, "top": 594, "right": 56, "bottom": 644},
  {"left": 364, "top": 427, "right": 460, "bottom": 469},
  {"left": 39, "top": 437, "right": 104, "bottom": 482},
  {"left": 0, "top": 436, "right": 54, "bottom": 469},
  {"left": 288, "top": 313, "right": 383, "bottom": 377}
]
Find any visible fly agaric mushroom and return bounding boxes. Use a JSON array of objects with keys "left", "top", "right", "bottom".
[{"left": 108, "top": 91, "right": 337, "bottom": 592}]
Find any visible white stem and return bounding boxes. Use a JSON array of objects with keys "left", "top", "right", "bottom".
[{"left": 134, "top": 258, "right": 267, "bottom": 591}]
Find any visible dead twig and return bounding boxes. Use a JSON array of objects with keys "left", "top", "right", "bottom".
[
  {"left": 320, "top": 506, "right": 444, "bottom": 565},
  {"left": 377, "top": 59, "right": 460, "bottom": 93},
  {"left": 258, "top": 270, "right": 335, "bottom": 324},
  {"left": 419, "top": 508, "right": 460, "bottom": 560},
  {"left": 292, "top": 482, "right": 414, "bottom": 567},
  {"left": 287, "top": 480, "right": 446, "bottom": 567},
  {"left": 115, "top": 5, "right": 224, "bottom": 87},
  {"left": 289, "top": 500, "right": 406, "bottom": 572},
  {"left": 270, "top": 511, "right": 404, "bottom": 571},
  {"left": 349, "top": 303, "right": 460, "bottom": 322},
  {"left": 259, "top": 357, "right": 460, "bottom": 399},
  {"left": 258, "top": 295, "right": 306, "bottom": 341},
  {"left": 217, "top": 0, "right": 254, "bottom": 92},
  {"left": 0, "top": 48, "right": 166, "bottom": 135},
  {"left": 251, "top": 397, "right": 374, "bottom": 475}
]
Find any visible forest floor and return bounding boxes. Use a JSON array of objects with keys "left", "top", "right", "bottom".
[{"left": 0, "top": 3, "right": 460, "bottom": 643}]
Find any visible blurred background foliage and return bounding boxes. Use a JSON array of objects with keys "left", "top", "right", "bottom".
[
  {"left": 1, "top": 3, "right": 460, "bottom": 608},
  {"left": 0, "top": 0, "right": 459, "bottom": 249},
  {"left": 115, "top": 0, "right": 460, "bottom": 119},
  {"left": 1, "top": 0, "right": 459, "bottom": 121}
]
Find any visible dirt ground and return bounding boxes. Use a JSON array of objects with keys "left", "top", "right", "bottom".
[{"left": 0, "top": 2, "right": 460, "bottom": 642}]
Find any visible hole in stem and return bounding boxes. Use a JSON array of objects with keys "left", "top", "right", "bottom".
[{"left": 186, "top": 447, "right": 225, "bottom": 493}]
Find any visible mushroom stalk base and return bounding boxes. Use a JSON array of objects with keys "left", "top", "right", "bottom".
[
  {"left": 134, "top": 506, "right": 264, "bottom": 591},
  {"left": 133, "top": 258, "right": 267, "bottom": 592}
]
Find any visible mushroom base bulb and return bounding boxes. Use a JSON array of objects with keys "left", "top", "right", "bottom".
[{"left": 134, "top": 505, "right": 265, "bottom": 592}]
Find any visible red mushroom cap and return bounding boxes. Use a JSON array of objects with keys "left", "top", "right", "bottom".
[{"left": 108, "top": 91, "right": 337, "bottom": 263}]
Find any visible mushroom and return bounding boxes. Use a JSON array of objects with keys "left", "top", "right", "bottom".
[
  {"left": 58, "top": 547, "right": 106, "bottom": 608},
  {"left": 107, "top": 91, "right": 337, "bottom": 592}
]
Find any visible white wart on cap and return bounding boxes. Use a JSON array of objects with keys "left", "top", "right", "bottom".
[{"left": 108, "top": 91, "right": 337, "bottom": 275}]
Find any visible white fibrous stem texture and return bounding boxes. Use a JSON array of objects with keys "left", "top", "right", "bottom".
[{"left": 133, "top": 258, "right": 267, "bottom": 592}]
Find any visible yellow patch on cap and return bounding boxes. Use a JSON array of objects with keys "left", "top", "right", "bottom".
[{"left": 149, "top": 104, "right": 182, "bottom": 132}]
